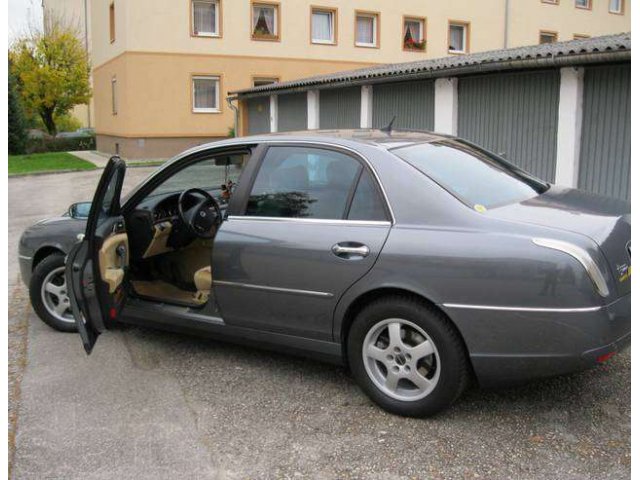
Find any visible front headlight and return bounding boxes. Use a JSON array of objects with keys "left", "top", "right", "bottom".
[{"left": 532, "top": 238, "right": 610, "bottom": 297}]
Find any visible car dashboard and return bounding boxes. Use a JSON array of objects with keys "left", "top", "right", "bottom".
[{"left": 125, "top": 189, "right": 227, "bottom": 260}]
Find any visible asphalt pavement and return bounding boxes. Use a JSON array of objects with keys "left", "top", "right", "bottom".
[{"left": 8, "top": 169, "right": 631, "bottom": 479}]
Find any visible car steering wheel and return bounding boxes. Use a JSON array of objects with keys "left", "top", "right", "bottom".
[{"left": 177, "top": 188, "right": 222, "bottom": 239}]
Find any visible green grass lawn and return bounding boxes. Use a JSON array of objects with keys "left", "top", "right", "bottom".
[{"left": 8, "top": 152, "right": 96, "bottom": 176}]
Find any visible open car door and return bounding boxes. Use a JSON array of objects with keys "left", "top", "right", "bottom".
[{"left": 65, "top": 157, "right": 129, "bottom": 354}]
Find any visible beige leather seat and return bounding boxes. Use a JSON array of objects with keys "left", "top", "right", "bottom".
[{"left": 194, "top": 266, "right": 212, "bottom": 292}]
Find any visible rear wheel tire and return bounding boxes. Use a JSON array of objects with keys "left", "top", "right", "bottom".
[
  {"left": 348, "top": 296, "right": 469, "bottom": 417},
  {"left": 29, "top": 253, "right": 77, "bottom": 333}
]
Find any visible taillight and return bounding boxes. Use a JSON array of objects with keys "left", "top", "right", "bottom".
[{"left": 596, "top": 351, "right": 616, "bottom": 363}]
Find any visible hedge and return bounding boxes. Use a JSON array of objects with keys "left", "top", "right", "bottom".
[{"left": 26, "top": 135, "right": 96, "bottom": 154}]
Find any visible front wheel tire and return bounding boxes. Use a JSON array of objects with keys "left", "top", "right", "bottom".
[
  {"left": 29, "top": 253, "right": 78, "bottom": 333},
  {"left": 348, "top": 296, "right": 470, "bottom": 417}
]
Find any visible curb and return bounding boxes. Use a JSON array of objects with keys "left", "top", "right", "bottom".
[{"left": 8, "top": 163, "right": 161, "bottom": 178}]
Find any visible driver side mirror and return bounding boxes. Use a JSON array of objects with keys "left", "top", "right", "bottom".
[{"left": 68, "top": 202, "right": 92, "bottom": 219}]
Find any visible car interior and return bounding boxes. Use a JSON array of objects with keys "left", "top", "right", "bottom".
[{"left": 119, "top": 151, "right": 249, "bottom": 307}]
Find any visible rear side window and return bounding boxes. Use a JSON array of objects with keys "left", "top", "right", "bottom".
[
  {"left": 246, "top": 146, "right": 380, "bottom": 219},
  {"left": 392, "top": 140, "right": 548, "bottom": 210},
  {"left": 348, "top": 169, "right": 387, "bottom": 221}
]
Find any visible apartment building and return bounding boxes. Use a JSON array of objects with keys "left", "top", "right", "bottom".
[{"left": 43, "top": 0, "right": 629, "bottom": 158}]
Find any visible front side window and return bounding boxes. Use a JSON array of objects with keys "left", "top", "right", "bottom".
[
  {"left": 246, "top": 146, "right": 369, "bottom": 219},
  {"left": 448, "top": 22, "right": 468, "bottom": 53},
  {"left": 609, "top": 0, "right": 623, "bottom": 13},
  {"left": 192, "top": 0, "right": 220, "bottom": 37},
  {"left": 252, "top": 3, "right": 279, "bottom": 40},
  {"left": 539, "top": 31, "right": 558, "bottom": 44},
  {"left": 403, "top": 17, "right": 425, "bottom": 51},
  {"left": 355, "top": 12, "right": 377, "bottom": 47},
  {"left": 149, "top": 152, "right": 250, "bottom": 199},
  {"left": 192, "top": 76, "right": 220, "bottom": 113},
  {"left": 311, "top": 8, "right": 336, "bottom": 44},
  {"left": 392, "top": 140, "right": 548, "bottom": 210},
  {"left": 575, "top": 0, "right": 591, "bottom": 8}
]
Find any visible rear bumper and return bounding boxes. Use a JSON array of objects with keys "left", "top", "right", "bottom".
[{"left": 444, "top": 294, "right": 631, "bottom": 388}]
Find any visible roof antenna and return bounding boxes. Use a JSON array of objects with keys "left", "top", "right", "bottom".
[{"left": 381, "top": 115, "right": 396, "bottom": 134}]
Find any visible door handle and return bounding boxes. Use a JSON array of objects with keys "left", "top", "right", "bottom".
[{"left": 331, "top": 243, "right": 370, "bottom": 259}]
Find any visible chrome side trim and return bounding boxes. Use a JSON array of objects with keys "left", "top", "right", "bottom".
[
  {"left": 442, "top": 303, "right": 602, "bottom": 313},
  {"left": 18, "top": 255, "right": 32, "bottom": 261},
  {"left": 227, "top": 216, "right": 390, "bottom": 227},
  {"left": 214, "top": 280, "right": 334, "bottom": 298}
]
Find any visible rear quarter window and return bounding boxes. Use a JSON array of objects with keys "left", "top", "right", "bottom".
[{"left": 392, "top": 140, "right": 548, "bottom": 210}]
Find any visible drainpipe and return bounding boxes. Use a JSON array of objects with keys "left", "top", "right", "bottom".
[
  {"left": 226, "top": 96, "right": 239, "bottom": 137},
  {"left": 503, "top": 0, "right": 510, "bottom": 49},
  {"left": 84, "top": 0, "right": 92, "bottom": 127}
]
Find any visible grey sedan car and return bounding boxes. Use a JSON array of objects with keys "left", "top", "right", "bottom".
[{"left": 19, "top": 130, "right": 631, "bottom": 417}]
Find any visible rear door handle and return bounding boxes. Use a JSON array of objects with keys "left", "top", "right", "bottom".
[{"left": 331, "top": 242, "right": 370, "bottom": 259}]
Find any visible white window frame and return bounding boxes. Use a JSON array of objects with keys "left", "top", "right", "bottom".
[
  {"left": 192, "top": 0, "right": 220, "bottom": 37},
  {"left": 609, "top": 0, "right": 623, "bottom": 13},
  {"left": 448, "top": 23, "right": 467, "bottom": 54},
  {"left": 311, "top": 8, "right": 336, "bottom": 44},
  {"left": 192, "top": 75, "right": 220, "bottom": 113},
  {"left": 575, "top": 0, "right": 591, "bottom": 9},
  {"left": 355, "top": 13, "right": 377, "bottom": 48}
]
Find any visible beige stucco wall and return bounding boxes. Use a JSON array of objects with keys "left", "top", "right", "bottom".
[
  {"left": 89, "top": 0, "right": 630, "bottom": 72},
  {"left": 93, "top": 51, "right": 372, "bottom": 139},
  {"left": 508, "top": 0, "right": 630, "bottom": 46}
]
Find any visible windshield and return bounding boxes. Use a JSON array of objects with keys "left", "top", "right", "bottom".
[{"left": 392, "top": 140, "right": 548, "bottom": 210}]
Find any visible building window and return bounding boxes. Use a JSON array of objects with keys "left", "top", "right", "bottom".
[
  {"left": 448, "top": 22, "right": 468, "bottom": 53},
  {"left": 575, "top": 0, "right": 592, "bottom": 9},
  {"left": 109, "top": 3, "right": 115, "bottom": 43},
  {"left": 192, "top": 0, "right": 220, "bottom": 37},
  {"left": 573, "top": 34, "right": 590, "bottom": 39},
  {"left": 111, "top": 77, "right": 117, "bottom": 115},
  {"left": 609, "top": 0, "right": 624, "bottom": 13},
  {"left": 403, "top": 17, "right": 426, "bottom": 51},
  {"left": 355, "top": 12, "right": 378, "bottom": 48},
  {"left": 539, "top": 31, "right": 558, "bottom": 44},
  {"left": 253, "top": 77, "right": 279, "bottom": 87},
  {"left": 541, "top": 0, "right": 559, "bottom": 4},
  {"left": 252, "top": 3, "right": 279, "bottom": 40},
  {"left": 192, "top": 76, "right": 220, "bottom": 113},
  {"left": 311, "top": 8, "right": 336, "bottom": 44}
]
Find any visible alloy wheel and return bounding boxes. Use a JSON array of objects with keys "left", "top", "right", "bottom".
[
  {"left": 362, "top": 318, "right": 440, "bottom": 401},
  {"left": 40, "top": 266, "right": 74, "bottom": 324}
]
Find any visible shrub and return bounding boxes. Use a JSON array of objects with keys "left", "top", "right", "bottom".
[
  {"left": 9, "top": 69, "right": 28, "bottom": 155},
  {"left": 26, "top": 135, "right": 96, "bottom": 154}
]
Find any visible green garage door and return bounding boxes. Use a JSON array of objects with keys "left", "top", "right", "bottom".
[
  {"left": 458, "top": 70, "right": 560, "bottom": 182},
  {"left": 247, "top": 97, "right": 270, "bottom": 135},
  {"left": 278, "top": 93, "right": 307, "bottom": 132},
  {"left": 372, "top": 80, "right": 435, "bottom": 130},
  {"left": 319, "top": 87, "right": 361, "bottom": 129},
  {"left": 578, "top": 64, "right": 630, "bottom": 201}
]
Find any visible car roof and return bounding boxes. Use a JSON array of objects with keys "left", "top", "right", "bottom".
[{"left": 173, "top": 129, "right": 451, "bottom": 158}]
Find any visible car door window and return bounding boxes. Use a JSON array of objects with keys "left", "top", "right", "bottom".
[
  {"left": 148, "top": 152, "right": 250, "bottom": 198},
  {"left": 245, "top": 146, "right": 363, "bottom": 219},
  {"left": 347, "top": 169, "right": 388, "bottom": 221}
]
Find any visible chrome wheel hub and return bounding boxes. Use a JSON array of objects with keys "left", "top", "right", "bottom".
[
  {"left": 362, "top": 318, "right": 440, "bottom": 401},
  {"left": 41, "top": 266, "right": 75, "bottom": 324}
]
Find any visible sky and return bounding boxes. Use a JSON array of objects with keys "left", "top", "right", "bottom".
[{"left": 8, "top": 0, "right": 43, "bottom": 44}]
